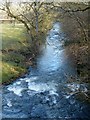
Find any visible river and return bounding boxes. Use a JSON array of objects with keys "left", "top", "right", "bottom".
[{"left": 1, "top": 22, "right": 90, "bottom": 119}]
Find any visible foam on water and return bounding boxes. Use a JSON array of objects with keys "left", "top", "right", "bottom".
[
  {"left": 7, "top": 86, "right": 24, "bottom": 96},
  {"left": 27, "top": 81, "right": 58, "bottom": 94},
  {"left": 49, "top": 90, "right": 59, "bottom": 96},
  {"left": 25, "top": 76, "right": 38, "bottom": 82},
  {"left": 67, "top": 83, "right": 80, "bottom": 92},
  {"left": 7, "top": 100, "right": 12, "bottom": 107}
]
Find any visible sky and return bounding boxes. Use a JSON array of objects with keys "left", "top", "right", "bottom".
[{"left": 0, "top": 0, "right": 89, "bottom": 3}]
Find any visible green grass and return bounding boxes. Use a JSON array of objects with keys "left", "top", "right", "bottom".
[
  {"left": 0, "top": 23, "right": 32, "bottom": 84},
  {"left": 2, "top": 24, "right": 29, "bottom": 51}
]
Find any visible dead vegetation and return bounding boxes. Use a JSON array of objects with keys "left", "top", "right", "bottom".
[{"left": 58, "top": 2, "right": 89, "bottom": 82}]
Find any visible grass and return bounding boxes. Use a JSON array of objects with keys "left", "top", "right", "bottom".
[
  {"left": 0, "top": 23, "right": 32, "bottom": 84},
  {"left": 2, "top": 24, "right": 30, "bottom": 51}
]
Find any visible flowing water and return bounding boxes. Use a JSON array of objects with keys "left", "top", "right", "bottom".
[{"left": 1, "top": 22, "right": 90, "bottom": 119}]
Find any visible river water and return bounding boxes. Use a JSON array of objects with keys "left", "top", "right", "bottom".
[{"left": 1, "top": 22, "right": 90, "bottom": 119}]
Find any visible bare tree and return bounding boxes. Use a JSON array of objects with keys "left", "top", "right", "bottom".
[
  {"left": 51, "top": 2, "right": 89, "bottom": 42},
  {"left": 0, "top": 1, "right": 50, "bottom": 40}
]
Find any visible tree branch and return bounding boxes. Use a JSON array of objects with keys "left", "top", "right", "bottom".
[{"left": 5, "top": 3, "right": 31, "bottom": 31}]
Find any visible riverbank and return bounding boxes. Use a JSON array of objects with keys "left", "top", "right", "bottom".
[
  {"left": 1, "top": 24, "right": 34, "bottom": 85},
  {"left": 59, "top": 3, "right": 89, "bottom": 83},
  {"left": 65, "top": 43, "right": 88, "bottom": 83},
  {"left": 1, "top": 22, "right": 52, "bottom": 85}
]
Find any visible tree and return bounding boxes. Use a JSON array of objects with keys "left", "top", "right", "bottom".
[
  {"left": 51, "top": 2, "right": 89, "bottom": 42},
  {"left": 1, "top": 1, "right": 89, "bottom": 42},
  {"left": 0, "top": 1, "right": 52, "bottom": 40}
]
